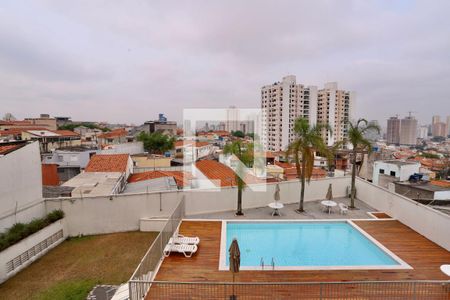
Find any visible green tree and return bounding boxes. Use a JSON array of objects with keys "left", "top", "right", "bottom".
[
  {"left": 348, "top": 119, "right": 380, "bottom": 208},
  {"left": 137, "top": 131, "right": 175, "bottom": 155},
  {"left": 231, "top": 130, "right": 245, "bottom": 138},
  {"left": 286, "top": 118, "right": 330, "bottom": 213},
  {"left": 223, "top": 141, "right": 254, "bottom": 216}
]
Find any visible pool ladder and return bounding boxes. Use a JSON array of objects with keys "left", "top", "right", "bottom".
[{"left": 260, "top": 257, "right": 276, "bottom": 270}]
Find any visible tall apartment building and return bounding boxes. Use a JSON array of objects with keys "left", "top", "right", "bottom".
[
  {"left": 418, "top": 125, "right": 428, "bottom": 140},
  {"left": 432, "top": 115, "right": 440, "bottom": 125},
  {"left": 261, "top": 75, "right": 353, "bottom": 151},
  {"left": 317, "top": 82, "right": 354, "bottom": 146},
  {"left": 432, "top": 122, "right": 447, "bottom": 137},
  {"left": 399, "top": 116, "right": 418, "bottom": 145},
  {"left": 386, "top": 116, "right": 401, "bottom": 144},
  {"left": 386, "top": 115, "right": 418, "bottom": 145},
  {"left": 447, "top": 116, "right": 450, "bottom": 136},
  {"left": 431, "top": 115, "right": 449, "bottom": 137},
  {"left": 225, "top": 106, "right": 240, "bottom": 133}
]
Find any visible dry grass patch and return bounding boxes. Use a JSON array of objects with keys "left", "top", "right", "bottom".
[{"left": 0, "top": 231, "right": 157, "bottom": 300}]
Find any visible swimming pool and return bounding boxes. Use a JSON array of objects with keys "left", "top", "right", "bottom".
[{"left": 219, "top": 220, "right": 411, "bottom": 270}]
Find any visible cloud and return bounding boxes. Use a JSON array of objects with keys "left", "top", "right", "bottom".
[{"left": 0, "top": 0, "right": 449, "bottom": 125}]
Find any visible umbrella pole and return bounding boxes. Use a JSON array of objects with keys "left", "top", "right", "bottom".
[{"left": 232, "top": 273, "right": 235, "bottom": 300}]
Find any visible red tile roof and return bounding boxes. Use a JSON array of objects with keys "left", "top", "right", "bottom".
[
  {"left": 97, "top": 128, "right": 127, "bottom": 139},
  {"left": 197, "top": 130, "right": 230, "bottom": 137},
  {"left": 0, "top": 127, "right": 48, "bottom": 136},
  {"left": 0, "top": 120, "right": 32, "bottom": 126},
  {"left": 195, "top": 160, "right": 262, "bottom": 187},
  {"left": 42, "top": 164, "right": 60, "bottom": 186},
  {"left": 430, "top": 180, "right": 450, "bottom": 188},
  {"left": 413, "top": 156, "right": 446, "bottom": 170},
  {"left": 274, "top": 161, "right": 326, "bottom": 179},
  {"left": 175, "top": 141, "right": 210, "bottom": 148},
  {"left": 52, "top": 130, "right": 80, "bottom": 137},
  {"left": 85, "top": 154, "right": 130, "bottom": 172},
  {"left": 0, "top": 144, "right": 23, "bottom": 155},
  {"left": 128, "top": 171, "right": 194, "bottom": 187}
]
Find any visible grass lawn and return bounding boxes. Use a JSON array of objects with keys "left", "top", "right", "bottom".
[{"left": 0, "top": 231, "right": 157, "bottom": 300}]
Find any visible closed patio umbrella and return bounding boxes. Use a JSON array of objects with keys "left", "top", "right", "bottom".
[
  {"left": 229, "top": 238, "right": 240, "bottom": 300},
  {"left": 326, "top": 183, "right": 333, "bottom": 200},
  {"left": 274, "top": 183, "right": 281, "bottom": 202}
]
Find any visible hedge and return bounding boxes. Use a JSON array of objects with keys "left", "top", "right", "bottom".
[{"left": 0, "top": 210, "right": 65, "bottom": 252}]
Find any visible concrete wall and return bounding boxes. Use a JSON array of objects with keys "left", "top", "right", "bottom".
[
  {"left": 372, "top": 161, "right": 420, "bottom": 186},
  {"left": 356, "top": 177, "right": 450, "bottom": 251},
  {"left": 0, "top": 219, "right": 68, "bottom": 283},
  {"left": 45, "top": 177, "right": 350, "bottom": 236},
  {"left": 101, "top": 142, "right": 144, "bottom": 155},
  {"left": 0, "top": 142, "right": 45, "bottom": 232}
]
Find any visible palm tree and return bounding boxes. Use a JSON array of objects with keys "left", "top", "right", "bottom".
[
  {"left": 287, "top": 118, "right": 330, "bottom": 213},
  {"left": 348, "top": 119, "right": 380, "bottom": 208},
  {"left": 223, "top": 141, "right": 254, "bottom": 216}
]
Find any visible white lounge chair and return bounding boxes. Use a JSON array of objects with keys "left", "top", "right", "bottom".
[
  {"left": 171, "top": 234, "right": 200, "bottom": 245},
  {"left": 339, "top": 203, "right": 348, "bottom": 215},
  {"left": 164, "top": 243, "right": 198, "bottom": 258}
]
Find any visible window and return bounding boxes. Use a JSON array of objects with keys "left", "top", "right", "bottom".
[
  {"left": 379, "top": 169, "right": 385, "bottom": 174},
  {"left": 390, "top": 171, "right": 396, "bottom": 177}
]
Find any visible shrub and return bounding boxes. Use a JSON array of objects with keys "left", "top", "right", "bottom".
[
  {"left": 0, "top": 210, "right": 65, "bottom": 252},
  {"left": 47, "top": 210, "right": 65, "bottom": 223}
]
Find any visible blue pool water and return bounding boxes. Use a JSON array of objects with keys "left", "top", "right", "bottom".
[{"left": 225, "top": 222, "right": 399, "bottom": 267}]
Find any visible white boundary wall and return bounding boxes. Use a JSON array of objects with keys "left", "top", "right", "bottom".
[
  {"left": 0, "top": 219, "right": 68, "bottom": 283},
  {"left": 0, "top": 142, "right": 45, "bottom": 231},
  {"left": 356, "top": 177, "right": 450, "bottom": 251},
  {"left": 45, "top": 177, "right": 350, "bottom": 236}
]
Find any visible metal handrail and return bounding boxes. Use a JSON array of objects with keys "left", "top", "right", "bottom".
[{"left": 135, "top": 280, "right": 450, "bottom": 285}]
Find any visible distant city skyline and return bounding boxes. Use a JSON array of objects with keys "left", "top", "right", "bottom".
[{"left": 1, "top": 1, "right": 449, "bottom": 125}]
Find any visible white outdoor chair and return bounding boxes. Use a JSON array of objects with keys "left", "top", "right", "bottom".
[
  {"left": 339, "top": 203, "right": 349, "bottom": 215},
  {"left": 170, "top": 234, "right": 200, "bottom": 245},
  {"left": 163, "top": 243, "right": 198, "bottom": 258}
]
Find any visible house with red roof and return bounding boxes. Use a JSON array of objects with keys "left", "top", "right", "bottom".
[
  {"left": 98, "top": 128, "right": 134, "bottom": 146},
  {"left": 194, "top": 159, "right": 262, "bottom": 188},
  {"left": 125, "top": 170, "right": 195, "bottom": 193},
  {"left": 21, "top": 129, "right": 81, "bottom": 152},
  {"left": 62, "top": 154, "right": 133, "bottom": 197},
  {"left": 174, "top": 140, "right": 214, "bottom": 162}
]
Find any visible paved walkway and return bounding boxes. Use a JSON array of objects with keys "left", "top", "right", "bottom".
[{"left": 187, "top": 198, "right": 376, "bottom": 220}]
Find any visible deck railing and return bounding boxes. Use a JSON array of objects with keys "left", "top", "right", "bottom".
[
  {"left": 141, "top": 280, "right": 450, "bottom": 299},
  {"left": 128, "top": 197, "right": 185, "bottom": 300}
]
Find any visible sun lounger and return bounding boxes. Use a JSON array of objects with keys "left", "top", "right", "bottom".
[
  {"left": 163, "top": 243, "right": 198, "bottom": 258},
  {"left": 339, "top": 203, "right": 349, "bottom": 215},
  {"left": 171, "top": 234, "right": 200, "bottom": 245}
]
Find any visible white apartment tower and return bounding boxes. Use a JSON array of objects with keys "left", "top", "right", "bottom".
[
  {"left": 261, "top": 76, "right": 354, "bottom": 151},
  {"left": 317, "top": 82, "right": 354, "bottom": 146},
  {"left": 225, "top": 106, "right": 240, "bottom": 132},
  {"left": 261, "top": 75, "right": 318, "bottom": 151}
]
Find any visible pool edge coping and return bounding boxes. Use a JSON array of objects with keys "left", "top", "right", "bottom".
[{"left": 218, "top": 219, "right": 413, "bottom": 271}]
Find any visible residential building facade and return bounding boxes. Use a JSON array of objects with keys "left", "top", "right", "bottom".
[
  {"left": 386, "top": 116, "right": 401, "bottom": 144},
  {"left": 143, "top": 114, "right": 177, "bottom": 136},
  {"left": 399, "top": 115, "right": 418, "bottom": 145},
  {"left": 261, "top": 75, "right": 333, "bottom": 151},
  {"left": 316, "top": 82, "right": 354, "bottom": 146}
]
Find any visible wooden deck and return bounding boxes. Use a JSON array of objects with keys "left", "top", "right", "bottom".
[
  {"left": 371, "top": 212, "right": 392, "bottom": 219},
  {"left": 149, "top": 220, "right": 450, "bottom": 299}
]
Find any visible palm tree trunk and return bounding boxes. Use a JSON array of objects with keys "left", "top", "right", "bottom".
[
  {"left": 350, "top": 149, "right": 357, "bottom": 208},
  {"left": 297, "top": 159, "right": 306, "bottom": 213},
  {"left": 236, "top": 185, "right": 244, "bottom": 216}
]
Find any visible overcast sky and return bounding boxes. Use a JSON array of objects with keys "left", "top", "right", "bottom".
[{"left": 1, "top": 0, "right": 449, "bottom": 126}]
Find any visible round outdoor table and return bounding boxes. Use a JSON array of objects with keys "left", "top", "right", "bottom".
[
  {"left": 321, "top": 200, "right": 337, "bottom": 214},
  {"left": 268, "top": 202, "right": 284, "bottom": 216}
]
